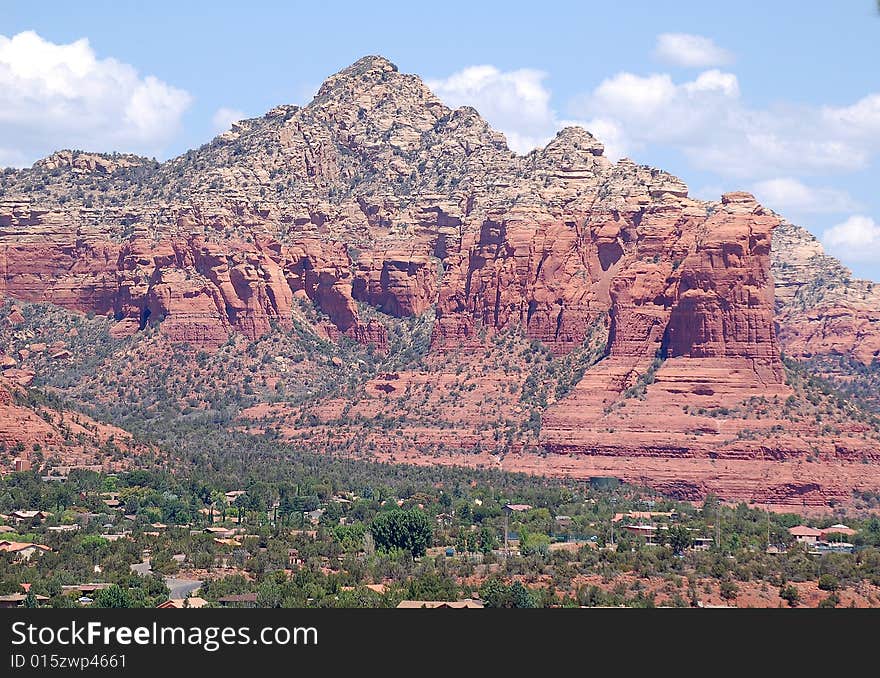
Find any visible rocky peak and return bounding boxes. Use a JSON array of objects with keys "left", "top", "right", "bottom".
[
  {"left": 594, "top": 157, "right": 689, "bottom": 209},
  {"left": 720, "top": 191, "right": 760, "bottom": 212},
  {"left": 545, "top": 126, "right": 606, "bottom": 158},
  {"left": 310, "top": 54, "right": 447, "bottom": 128},
  {"left": 772, "top": 220, "right": 880, "bottom": 363},
  {"left": 529, "top": 126, "right": 613, "bottom": 190},
  {"left": 325, "top": 54, "right": 399, "bottom": 81},
  {"left": 432, "top": 105, "right": 512, "bottom": 155}
]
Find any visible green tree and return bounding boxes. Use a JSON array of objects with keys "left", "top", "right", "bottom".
[
  {"left": 818, "top": 574, "right": 839, "bottom": 592},
  {"left": 719, "top": 579, "right": 738, "bottom": 601},
  {"left": 478, "top": 526, "right": 499, "bottom": 554},
  {"left": 510, "top": 581, "right": 537, "bottom": 608},
  {"left": 519, "top": 530, "right": 550, "bottom": 557},
  {"left": 370, "top": 509, "right": 432, "bottom": 558},
  {"left": 50, "top": 594, "right": 77, "bottom": 609},
  {"left": 333, "top": 523, "right": 366, "bottom": 552},
  {"left": 780, "top": 584, "right": 800, "bottom": 607},
  {"left": 480, "top": 578, "right": 511, "bottom": 608},
  {"left": 257, "top": 581, "right": 283, "bottom": 608},
  {"left": 666, "top": 525, "right": 693, "bottom": 555},
  {"left": 95, "top": 584, "right": 133, "bottom": 608},
  {"left": 702, "top": 493, "right": 720, "bottom": 519},
  {"left": 818, "top": 592, "right": 840, "bottom": 608},
  {"left": 406, "top": 572, "right": 458, "bottom": 601},
  {"left": 24, "top": 588, "right": 38, "bottom": 608}
]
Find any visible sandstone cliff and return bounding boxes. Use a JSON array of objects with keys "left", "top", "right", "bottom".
[{"left": 2, "top": 55, "right": 879, "bottom": 507}]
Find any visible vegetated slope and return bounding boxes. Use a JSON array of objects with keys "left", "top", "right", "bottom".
[
  {"left": 0, "top": 311, "right": 149, "bottom": 473},
  {"left": 1, "top": 56, "right": 879, "bottom": 510},
  {"left": 771, "top": 220, "right": 880, "bottom": 412}
]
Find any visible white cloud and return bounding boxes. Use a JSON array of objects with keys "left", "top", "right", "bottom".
[
  {"left": 212, "top": 107, "right": 246, "bottom": 133},
  {"left": 822, "top": 215, "right": 880, "bottom": 262},
  {"left": 0, "top": 31, "right": 192, "bottom": 167},
  {"left": 568, "top": 69, "right": 880, "bottom": 179},
  {"left": 655, "top": 33, "right": 733, "bottom": 68},
  {"left": 569, "top": 69, "right": 742, "bottom": 163},
  {"left": 822, "top": 94, "right": 880, "bottom": 140},
  {"left": 592, "top": 72, "right": 677, "bottom": 116},
  {"left": 427, "top": 65, "right": 555, "bottom": 154},
  {"left": 751, "top": 178, "right": 859, "bottom": 215},
  {"left": 425, "top": 58, "right": 880, "bottom": 177},
  {"left": 684, "top": 69, "right": 740, "bottom": 97},
  {"left": 425, "top": 50, "right": 879, "bottom": 278}
]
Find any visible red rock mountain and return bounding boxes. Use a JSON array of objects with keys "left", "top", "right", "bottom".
[{"left": 1, "top": 56, "right": 879, "bottom": 507}]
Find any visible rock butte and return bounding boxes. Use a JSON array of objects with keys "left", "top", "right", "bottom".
[{"left": 1, "top": 55, "right": 879, "bottom": 508}]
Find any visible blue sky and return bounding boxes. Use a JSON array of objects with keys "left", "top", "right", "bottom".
[{"left": 3, "top": 1, "right": 879, "bottom": 279}]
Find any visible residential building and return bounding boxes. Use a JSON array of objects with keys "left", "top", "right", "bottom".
[
  {"left": 204, "top": 526, "right": 236, "bottom": 539},
  {"left": 61, "top": 584, "right": 112, "bottom": 596},
  {"left": 217, "top": 593, "right": 258, "bottom": 608},
  {"left": 623, "top": 524, "right": 658, "bottom": 544},
  {"left": 0, "top": 540, "right": 52, "bottom": 561},
  {"left": 0, "top": 593, "right": 49, "bottom": 608},
  {"left": 157, "top": 597, "right": 209, "bottom": 609},
  {"left": 789, "top": 525, "right": 823, "bottom": 545},
  {"left": 820, "top": 524, "right": 856, "bottom": 540},
  {"left": 10, "top": 510, "right": 49, "bottom": 524},
  {"left": 691, "top": 537, "right": 714, "bottom": 551},
  {"left": 396, "top": 599, "right": 484, "bottom": 609}
]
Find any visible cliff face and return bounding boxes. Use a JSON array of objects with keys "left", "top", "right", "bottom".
[
  {"left": 3, "top": 56, "right": 873, "bottom": 366},
  {"left": 2, "top": 55, "right": 879, "bottom": 506},
  {"left": 538, "top": 192, "right": 809, "bottom": 463},
  {"left": 0, "top": 202, "right": 388, "bottom": 349},
  {"left": 662, "top": 192, "right": 782, "bottom": 381},
  {"left": 432, "top": 215, "right": 604, "bottom": 354},
  {"left": 352, "top": 249, "right": 437, "bottom": 318}
]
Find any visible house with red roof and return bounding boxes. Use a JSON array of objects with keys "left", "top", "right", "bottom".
[
  {"left": 788, "top": 525, "right": 823, "bottom": 545},
  {"left": 0, "top": 540, "right": 52, "bottom": 562}
]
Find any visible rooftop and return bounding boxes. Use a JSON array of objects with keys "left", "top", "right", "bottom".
[
  {"left": 789, "top": 525, "right": 823, "bottom": 537},
  {"left": 396, "top": 599, "right": 484, "bottom": 609},
  {"left": 0, "top": 540, "right": 51, "bottom": 553},
  {"left": 157, "top": 597, "right": 208, "bottom": 609}
]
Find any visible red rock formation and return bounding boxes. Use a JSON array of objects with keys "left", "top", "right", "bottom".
[
  {"left": 663, "top": 192, "right": 782, "bottom": 381},
  {"left": 6, "top": 307, "right": 25, "bottom": 325},
  {"left": 433, "top": 214, "right": 606, "bottom": 354},
  {"left": 2, "top": 56, "right": 879, "bottom": 509},
  {"left": 0, "top": 203, "right": 385, "bottom": 348},
  {"left": 282, "top": 239, "right": 387, "bottom": 350},
  {"left": 352, "top": 249, "right": 437, "bottom": 317},
  {"left": 540, "top": 192, "right": 802, "bottom": 462},
  {"left": 0, "top": 239, "right": 122, "bottom": 316}
]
